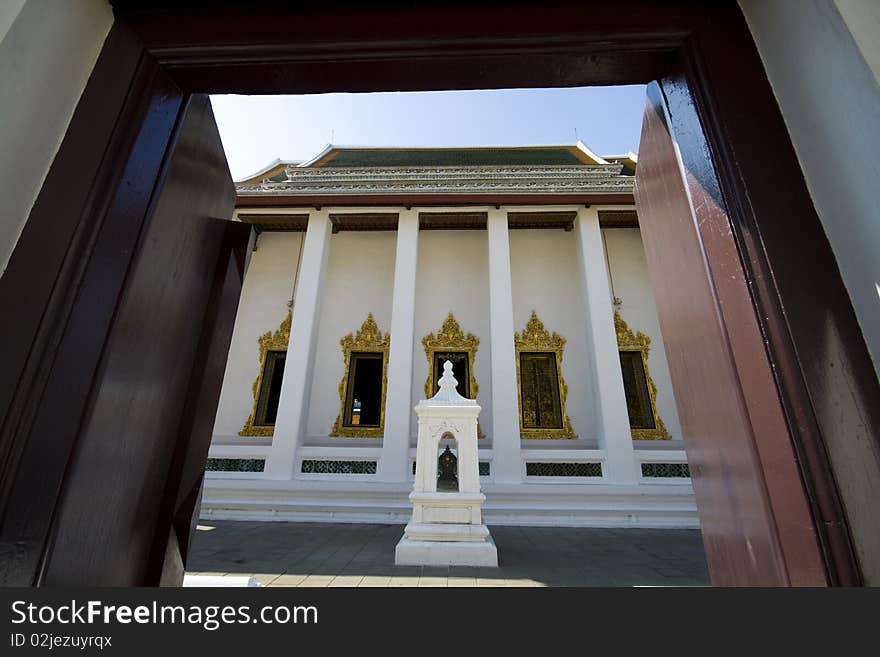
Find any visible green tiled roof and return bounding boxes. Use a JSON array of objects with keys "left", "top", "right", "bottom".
[{"left": 317, "top": 147, "right": 588, "bottom": 167}]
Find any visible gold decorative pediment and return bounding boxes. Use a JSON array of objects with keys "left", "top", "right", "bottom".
[
  {"left": 422, "top": 312, "right": 485, "bottom": 439},
  {"left": 614, "top": 310, "right": 670, "bottom": 440},
  {"left": 240, "top": 310, "right": 291, "bottom": 437},
  {"left": 330, "top": 313, "right": 390, "bottom": 438},
  {"left": 514, "top": 311, "right": 576, "bottom": 439}
]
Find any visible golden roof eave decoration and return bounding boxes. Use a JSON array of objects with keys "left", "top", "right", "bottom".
[
  {"left": 240, "top": 309, "right": 292, "bottom": 437},
  {"left": 330, "top": 313, "right": 390, "bottom": 438},
  {"left": 514, "top": 311, "right": 576, "bottom": 439},
  {"left": 422, "top": 312, "right": 485, "bottom": 439},
  {"left": 614, "top": 309, "right": 671, "bottom": 440}
]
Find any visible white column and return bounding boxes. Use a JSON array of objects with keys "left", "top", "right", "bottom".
[
  {"left": 378, "top": 209, "right": 419, "bottom": 481},
  {"left": 263, "top": 209, "right": 331, "bottom": 479},
  {"left": 575, "top": 207, "right": 638, "bottom": 484},
  {"left": 487, "top": 207, "right": 522, "bottom": 483}
]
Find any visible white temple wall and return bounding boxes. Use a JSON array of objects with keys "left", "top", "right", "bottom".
[
  {"left": 0, "top": 0, "right": 113, "bottom": 275},
  {"left": 305, "top": 231, "right": 396, "bottom": 441},
  {"left": 509, "top": 229, "right": 597, "bottom": 441},
  {"left": 210, "top": 223, "right": 683, "bottom": 446},
  {"left": 412, "top": 230, "right": 492, "bottom": 443},
  {"left": 740, "top": 0, "right": 880, "bottom": 379},
  {"left": 212, "top": 231, "right": 302, "bottom": 438},
  {"left": 602, "top": 226, "right": 683, "bottom": 442}
]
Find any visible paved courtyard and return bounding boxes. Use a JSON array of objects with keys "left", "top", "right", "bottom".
[{"left": 187, "top": 521, "right": 709, "bottom": 587}]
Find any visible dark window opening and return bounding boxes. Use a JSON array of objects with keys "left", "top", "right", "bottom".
[
  {"left": 344, "top": 352, "right": 384, "bottom": 427},
  {"left": 519, "top": 352, "right": 563, "bottom": 429},
  {"left": 255, "top": 350, "right": 286, "bottom": 426},
  {"left": 619, "top": 350, "right": 655, "bottom": 430},
  {"left": 431, "top": 351, "right": 470, "bottom": 398}
]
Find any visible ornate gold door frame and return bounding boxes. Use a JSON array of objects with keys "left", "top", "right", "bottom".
[
  {"left": 330, "top": 313, "right": 390, "bottom": 438},
  {"left": 240, "top": 310, "right": 291, "bottom": 437},
  {"left": 514, "top": 311, "right": 576, "bottom": 439},
  {"left": 614, "top": 310, "right": 670, "bottom": 440}
]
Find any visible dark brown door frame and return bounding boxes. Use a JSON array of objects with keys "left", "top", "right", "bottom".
[{"left": 0, "top": 1, "right": 874, "bottom": 585}]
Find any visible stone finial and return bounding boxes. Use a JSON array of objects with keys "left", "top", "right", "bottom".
[
  {"left": 418, "top": 360, "right": 478, "bottom": 408},
  {"left": 438, "top": 360, "right": 457, "bottom": 391}
]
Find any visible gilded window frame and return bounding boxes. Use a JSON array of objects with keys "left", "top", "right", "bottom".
[
  {"left": 422, "top": 312, "right": 485, "bottom": 438},
  {"left": 422, "top": 312, "right": 480, "bottom": 400},
  {"left": 330, "top": 313, "right": 390, "bottom": 438},
  {"left": 240, "top": 310, "right": 291, "bottom": 437},
  {"left": 614, "top": 310, "right": 671, "bottom": 440},
  {"left": 514, "top": 311, "right": 576, "bottom": 439}
]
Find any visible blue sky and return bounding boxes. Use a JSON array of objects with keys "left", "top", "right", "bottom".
[{"left": 210, "top": 85, "right": 647, "bottom": 180}]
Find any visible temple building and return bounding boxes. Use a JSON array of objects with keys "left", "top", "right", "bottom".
[{"left": 203, "top": 143, "right": 697, "bottom": 528}]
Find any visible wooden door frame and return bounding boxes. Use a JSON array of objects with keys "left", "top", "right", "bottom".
[{"left": 0, "top": 0, "right": 874, "bottom": 585}]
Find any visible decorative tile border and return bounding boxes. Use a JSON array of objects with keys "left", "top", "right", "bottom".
[
  {"left": 641, "top": 463, "right": 691, "bottom": 478},
  {"left": 206, "top": 458, "right": 266, "bottom": 472},
  {"left": 301, "top": 460, "right": 377, "bottom": 475},
  {"left": 525, "top": 462, "right": 602, "bottom": 477}
]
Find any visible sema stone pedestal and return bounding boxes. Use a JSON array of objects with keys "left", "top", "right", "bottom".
[{"left": 395, "top": 361, "right": 498, "bottom": 567}]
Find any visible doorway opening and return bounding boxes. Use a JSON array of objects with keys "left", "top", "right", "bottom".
[
  {"left": 191, "top": 84, "right": 706, "bottom": 587},
  {"left": 2, "top": 2, "right": 867, "bottom": 588}
]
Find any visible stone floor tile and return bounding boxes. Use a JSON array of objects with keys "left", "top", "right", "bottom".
[
  {"left": 418, "top": 575, "right": 448, "bottom": 587},
  {"left": 187, "top": 520, "right": 709, "bottom": 588},
  {"left": 388, "top": 575, "right": 421, "bottom": 587},
  {"left": 447, "top": 577, "right": 477, "bottom": 587},
  {"left": 328, "top": 575, "right": 364, "bottom": 587},
  {"left": 250, "top": 572, "right": 283, "bottom": 585},
  {"left": 270, "top": 573, "right": 308, "bottom": 587},
  {"left": 298, "top": 575, "right": 335, "bottom": 587},
  {"left": 358, "top": 576, "right": 393, "bottom": 587},
  {"left": 475, "top": 578, "right": 501, "bottom": 587},
  {"left": 504, "top": 578, "right": 541, "bottom": 587}
]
